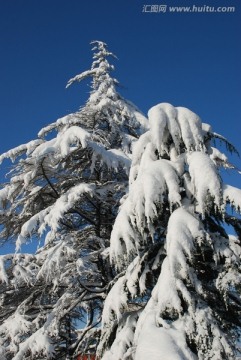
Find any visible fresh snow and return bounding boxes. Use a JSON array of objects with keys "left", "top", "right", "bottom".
[
  {"left": 0, "top": 41, "right": 149, "bottom": 360},
  {"left": 134, "top": 309, "right": 196, "bottom": 360},
  {"left": 187, "top": 151, "right": 222, "bottom": 214},
  {"left": 100, "top": 102, "right": 241, "bottom": 360},
  {"left": 1, "top": 45, "right": 241, "bottom": 360},
  {"left": 223, "top": 184, "right": 241, "bottom": 212}
]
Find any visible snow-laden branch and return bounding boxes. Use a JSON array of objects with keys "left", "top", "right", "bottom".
[
  {"left": 223, "top": 184, "right": 241, "bottom": 212},
  {"left": 187, "top": 151, "right": 222, "bottom": 214},
  {"left": 0, "top": 139, "right": 43, "bottom": 165}
]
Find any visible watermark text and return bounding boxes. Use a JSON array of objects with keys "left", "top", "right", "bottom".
[{"left": 142, "top": 4, "right": 235, "bottom": 13}]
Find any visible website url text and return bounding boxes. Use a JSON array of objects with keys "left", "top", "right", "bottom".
[{"left": 142, "top": 4, "right": 235, "bottom": 13}]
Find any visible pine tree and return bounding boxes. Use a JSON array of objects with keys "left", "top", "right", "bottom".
[
  {"left": 99, "top": 103, "right": 241, "bottom": 360},
  {"left": 0, "top": 41, "right": 148, "bottom": 360}
]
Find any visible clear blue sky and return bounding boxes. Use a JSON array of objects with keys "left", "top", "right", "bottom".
[{"left": 0, "top": 0, "right": 240, "bottom": 178}]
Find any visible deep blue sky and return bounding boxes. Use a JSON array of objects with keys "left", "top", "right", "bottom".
[{"left": 0, "top": 0, "right": 240, "bottom": 214}]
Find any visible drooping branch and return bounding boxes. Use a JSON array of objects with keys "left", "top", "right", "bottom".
[{"left": 78, "top": 279, "right": 107, "bottom": 294}]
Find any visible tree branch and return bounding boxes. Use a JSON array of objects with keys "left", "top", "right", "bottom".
[{"left": 41, "top": 161, "right": 59, "bottom": 198}]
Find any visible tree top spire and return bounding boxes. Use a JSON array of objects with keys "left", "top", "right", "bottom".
[{"left": 66, "top": 40, "right": 118, "bottom": 91}]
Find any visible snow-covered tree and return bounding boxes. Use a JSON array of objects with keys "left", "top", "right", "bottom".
[
  {"left": 0, "top": 41, "right": 148, "bottom": 360},
  {"left": 99, "top": 103, "right": 241, "bottom": 360}
]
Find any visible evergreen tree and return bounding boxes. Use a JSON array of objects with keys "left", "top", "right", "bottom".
[
  {"left": 0, "top": 41, "right": 148, "bottom": 360},
  {"left": 99, "top": 103, "right": 241, "bottom": 360}
]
